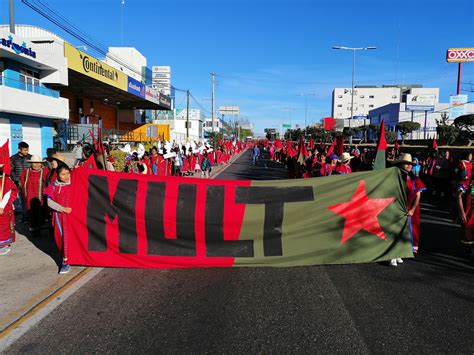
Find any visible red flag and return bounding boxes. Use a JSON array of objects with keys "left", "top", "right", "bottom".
[
  {"left": 432, "top": 138, "right": 438, "bottom": 150},
  {"left": 376, "top": 120, "right": 387, "bottom": 151},
  {"left": 327, "top": 139, "right": 336, "bottom": 156},
  {"left": 309, "top": 137, "right": 315, "bottom": 151},
  {"left": 335, "top": 136, "right": 345, "bottom": 156},
  {"left": 83, "top": 154, "right": 97, "bottom": 169},
  {"left": 394, "top": 139, "right": 400, "bottom": 151},
  {"left": 0, "top": 140, "right": 11, "bottom": 176}
]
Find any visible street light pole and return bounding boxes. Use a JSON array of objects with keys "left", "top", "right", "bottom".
[
  {"left": 332, "top": 46, "right": 376, "bottom": 144},
  {"left": 297, "top": 93, "right": 316, "bottom": 133}
]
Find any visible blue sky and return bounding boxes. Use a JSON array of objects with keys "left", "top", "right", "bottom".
[{"left": 5, "top": 0, "right": 474, "bottom": 134}]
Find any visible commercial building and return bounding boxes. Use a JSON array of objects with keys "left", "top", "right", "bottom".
[
  {"left": 174, "top": 109, "right": 204, "bottom": 141},
  {"left": 0, "top": 27, "right": 69, "bottom": 156},
  {"left": 4, "top": 25, "right": 172, "bottom": 150},
  {"left": 332, "top": 85, "right": 439, "bottom": 119}
]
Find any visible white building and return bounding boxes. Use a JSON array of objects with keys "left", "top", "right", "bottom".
[
  {"left": 332, "top": 85, "right": 440, "bottom": 119},
  {"left": 203, "top": 117, "right": 224, "bottom": 134},
  {"left": 105, "top": 47, "right": 146, "bottom": 82},
  {"left": 171, "top": 109, "right": 204, "bottom": 143},
  {"left": 0, "top": 26, "right": 69, "bottom": 157},
  {"left": 369, "top": 102, "right": 474, "bottom": 140}
]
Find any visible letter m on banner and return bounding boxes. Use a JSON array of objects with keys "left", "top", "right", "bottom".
[{"left": 87, "top": 176, "right": 138, "bottom": 253}]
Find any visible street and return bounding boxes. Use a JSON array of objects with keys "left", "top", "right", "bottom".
[{"left": 4, "top": 152, "right": 474, "bottom": 354}]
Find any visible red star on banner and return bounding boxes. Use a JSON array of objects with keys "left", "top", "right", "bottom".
[{"left": 328, "top": 180, "right": 395, "bottom": 244}]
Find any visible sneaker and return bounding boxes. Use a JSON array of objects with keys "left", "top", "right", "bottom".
[
  {"left": 396, "top": 258, "right": 403, "bottom": 264},
  {"left": 0, "top": 246, "right": 11, "bottom": 255},
  {"left": 59, "top": 264, "right": 71, "bottom": 274},
  {"left": 389, "top": 259, "right": 397, "bottom": 267}
]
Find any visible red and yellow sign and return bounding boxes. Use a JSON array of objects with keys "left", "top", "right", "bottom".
[
  {"left": 64, "top": 42, "right": 127, "bottom": 90},
  {"left": 446, "top": 48, "right": 474, "bottom": 63}
]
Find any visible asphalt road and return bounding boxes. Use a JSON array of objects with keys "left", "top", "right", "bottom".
[{"left": 5, "top": 152, "right": 474, "bottom": 354}]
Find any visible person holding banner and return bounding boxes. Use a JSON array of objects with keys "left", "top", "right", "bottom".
[
  {"left": 392, "top": 153, "right": 426, "bottom": 265},
  {"left": 0, "top": 161, "right": 18, "bottom": 255},
  {"left": 44, "top": 165, "right": 73, "bottom": 274}
]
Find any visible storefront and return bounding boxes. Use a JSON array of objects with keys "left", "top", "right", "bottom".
[{"left": 0, "top": 28, "right": 69, "bottom": 156}]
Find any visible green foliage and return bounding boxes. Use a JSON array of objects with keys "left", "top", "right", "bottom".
[
  {"left": 385, "top": 132, "right": 397, "bottom": 144},
  {"left": 454, "top": 114, "right": 474, "bottom": 137},
  {"left": 436, "top": 114, "right": 459, "bottom": 145},
  {"left": 110, "top": 150, "right": 127, "bottom": 172},
  {"left": 207, "top": 132, "right": 224, "bottom": 147},
  {"left": 396, "top": 121, "right": 421, "bottom": 143}
]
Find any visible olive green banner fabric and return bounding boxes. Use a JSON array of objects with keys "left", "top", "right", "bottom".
[
  {"left": 67, "top": 166, "right": 411, "bottom": 268},
  {"left": 235, "top": 167, "right": 411, "bottom": 266}
]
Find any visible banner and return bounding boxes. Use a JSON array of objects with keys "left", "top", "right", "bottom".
[{"left": 66, "top": 167, "right": 412, "bottom": 268}]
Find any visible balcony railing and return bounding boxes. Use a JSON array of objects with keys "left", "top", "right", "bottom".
[{"left": 0, "top": 76, "right": 60, "bottom": 98}]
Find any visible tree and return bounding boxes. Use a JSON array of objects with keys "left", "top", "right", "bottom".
[
  {"left": 207, "top": 131, "right": 223, "bottom": 147},
  {"left": 385, "top": 132, "right": 397, "bottom": 144},
  {"left": 436, "top": 113, "right": 459, "bottom": 145},
  {"left": 396, "top": 121, "right": 421, "bottom": 143}
]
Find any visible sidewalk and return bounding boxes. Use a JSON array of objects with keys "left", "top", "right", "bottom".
[{"left": 0, "top": 148, "right": 247, "bottom": 335}]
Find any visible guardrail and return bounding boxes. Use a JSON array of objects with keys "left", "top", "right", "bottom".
[{"left": 0, "top": 76, "right": 60, "bottom": 98}]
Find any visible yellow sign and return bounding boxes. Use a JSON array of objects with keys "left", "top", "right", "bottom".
[{"left": 64, "top": 42, "right": 127, "bottom": 90}]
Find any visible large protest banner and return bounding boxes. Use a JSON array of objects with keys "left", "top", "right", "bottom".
[{"left": 66, "top": 167, "right": 412, "bottom": 268}]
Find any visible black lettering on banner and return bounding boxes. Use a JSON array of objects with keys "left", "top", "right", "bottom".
[
  {"left": 87, "top": 176, "right": 139, "bottom": 254},
  {"left": 205, "top": 185, "right": 254, "bottom": 257},
  {"left": 145, "top": 182, "right": 196, "bottom": 256},
  {"left": 235, "top": 186, "right": 314, "bottom": 256}
]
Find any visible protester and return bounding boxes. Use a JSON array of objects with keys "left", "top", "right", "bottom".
[
  {"left": 335, "top": 153, "right": 353, "bottom": 175},
  {"left": 201, "top": 152, "right": 212, "bottom": 178},
  {"left": 455, "top": 152, "right": 473, "bottom": 258},
  {"left": 44, "top": 165, "right": 73, "bottom": 274},
  {"left": 252, "top": 145, "right": 260, "bottom": 166},
  {"left": 10, "top": 142, "right": 31, "bottom": 218},
  {"left": 20, "top": 155, "right": 49, "bottom": 232},
  {"left": 327, "top": 154, "right": 339, "bottom": 176},
  {"left": 392, "top": 153, "right": 426, "bottom": 264},
  {"left": 0, "top": 162, "right": 18, "bottom": 255}
]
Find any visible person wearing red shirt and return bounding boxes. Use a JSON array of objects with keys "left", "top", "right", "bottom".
[
  {"left": 20, "top": 155, "right": 49, "bottom": 232},
  {"left": 0, "top": 163, "right": 18, "bottom": 255},
  {"left": 456, "top": 152, "right": 473, "bottom": 258},
  {"left": 335, "top": 153, "right": 353, "bottom": 175}
]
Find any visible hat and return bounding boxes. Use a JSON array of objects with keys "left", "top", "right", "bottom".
[
  {"left": 393, "top": 153, "right": 415, "bottom": 165},
  {"left": 328, "top": 154, "right": 339, "bottom": 160},
  {"left": 51, "top": 153, "right": 66, "bottom": 163},
  {"left": 340, "top": 152, "right": 354, "bottom": 163},
  {"left": 27, "top": 155, "right": 45, "bottom": 163}
]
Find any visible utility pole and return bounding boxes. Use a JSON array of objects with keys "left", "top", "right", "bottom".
[
  {"left": 211, "top": 73, "right": 216, "bottom": 132},
  {"left": 186, "top": 90, "right": 190, "bottom": 141},
  {"left": 9, "top": 0, "right": 15, "bottom": 34},
  {"left": 121, "top": 0, "right": 125, "bottom": 46}
]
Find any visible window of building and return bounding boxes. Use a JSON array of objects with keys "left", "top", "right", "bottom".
[
  {"left": 392, "top": 95, "right": 397, "bottom": 99},
  {"left": 360, "top": 95, "right": 365, "bottom": 98},
  {"left": 337, "top": 104, "right": 342, "bottom": 107},
  {"left": 369, "top": 95, "right": 375, "bottom": 99},
  {"left": 19, "top": 68, "right": 40, "bottom": 93},
  {"left": 338, "top": 95, "right": 343, "bottom": 98},
  {"left": 369, "top": 104, "right": 374, "bottom": 108}
]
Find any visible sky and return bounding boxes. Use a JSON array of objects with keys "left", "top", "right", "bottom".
[{"left": 4, "top": 0, "right": 474, "bottom": 134}]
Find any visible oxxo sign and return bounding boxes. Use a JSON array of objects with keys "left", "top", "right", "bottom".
[{"left": 446, "top": 48, "right": 474, "bottom": 63}]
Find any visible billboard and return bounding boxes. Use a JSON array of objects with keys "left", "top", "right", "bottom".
[
  {"left": 219, "top": 106, "right": 240, "bottom": 115},
  {"left": 323, "top": 117, "right": 336, "bottom": 131},
  {"left": 406, "top": 94, "right": 435, "bottom": 111},
  {"left": 450, "top": 95, "right": 468, "bottom": 119},
  {"left": 64, "top": 43, "right": 127, "bottom": 91},
  {"left": 446, "top": 48, "right": 474, "bottom": 63}
]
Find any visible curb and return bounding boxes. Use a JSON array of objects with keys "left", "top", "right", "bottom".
[{"left": 0, "top": 267, "right": 97, "bottom": 341}]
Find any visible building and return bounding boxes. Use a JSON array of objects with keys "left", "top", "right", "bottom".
[
  {"left": 0, "top": 27, "right": 69, "bottom": 157},
  {"left": 332, "top": 85, "right": 439, "bottom": 119},
  {"left": 105, "top": 47, "right": 146, "bottom": 82},
  {"left": 203, "top": 116, "right": 224, "bottom": 135},
  {"left": 174, "top": 109, "right": 204, "bottom": 142},
  {"left": 369, "top": 102, "right": 474, "bottom": 140},
  {"left": 2, "top": 25, "right": 172, "bottom": 150}
]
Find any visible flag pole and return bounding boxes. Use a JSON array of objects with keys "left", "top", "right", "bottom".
[{"left": 0, "top": 172, "right": 5, "bottom": 201}]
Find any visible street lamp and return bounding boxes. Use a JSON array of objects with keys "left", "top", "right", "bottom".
[
  {"left": 297, "top": 93, "right": 317, "bottom": 131},
  {"left": 332, "top": 46, "right": 376, "bottom": 143}
]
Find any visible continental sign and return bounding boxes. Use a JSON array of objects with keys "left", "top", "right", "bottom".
[
  {"left": 446, "top": 48, "right": 474, "bottom": 63},
  {"left": 64, "top": 43, "right": 127, "bottom": 90}
]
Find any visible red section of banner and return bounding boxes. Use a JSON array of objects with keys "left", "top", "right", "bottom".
[{"left": 66, "top": 168, "right": 251, "bottom": 268}]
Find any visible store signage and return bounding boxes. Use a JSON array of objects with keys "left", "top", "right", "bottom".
[
  {"left": 159, "top": 93, "right": 171, "bottom": 109},
  {"left": 64, "top": 43, "right": 127, "bottom": 91},
  {"left": 446, "top": 48, "right": 474, "bottom": 63},
  {"left": 406, "top": 94, "right": 435, "bottom": 111},
  {"left": 127, "top": 77, "right": 146, "bottom": 99},
  {"left": 449, "top": 95, "right": 468, "bottom": 119},
  {"left": 1, "top": 35, "right": 36, "bottom": 58}
]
